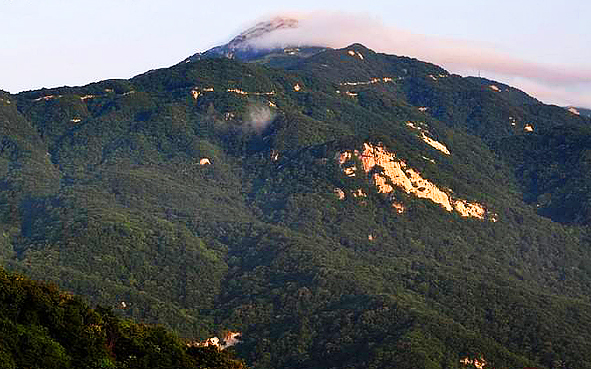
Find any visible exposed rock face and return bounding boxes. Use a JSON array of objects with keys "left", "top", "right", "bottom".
[
  {"left": 419, "top": 133, "right": 450, "bottom": 155},
  {"left": 191, "top": 331, "right": 242, "bottom": 350},
  {"left": 391, "top": 201, "right": 405, "bottom": 213},
  {"left": 453, "top": 199, "right": 487, "bottom": 219},
  {"left": 406, "top": 122, "right": 450, "bottom": 155},
  {"left": 33, "top": 94, "right": 61, "bottom": 101},
  {"left": 190, "top": 87, "right": 214, "bottom": 100},
  {"left": 347, "top": 50, "right": 364, "bottom": 60},
  {"left": 194, "top": 337, "right": 220, "bottom": 348},
  {"left": 460, "top": 356, "right": 487, "bottom": 369},
  {"left": 339, "top": 77, "right": 394, "bottom": 87},
  {"left": 270, "top": 150, "right": 280, "bottom": 161},
  {"left": 338, "top": 143, "right": 487, "bottom": 219},
  {"left": 221, "top": 331, "right": 242, "bottom": 349},
  {"left": 352, "top": 189, "right": 367, "bottom": 198},
  {"left": 568, "top": 107, "right": 580, "bottom": 115}
]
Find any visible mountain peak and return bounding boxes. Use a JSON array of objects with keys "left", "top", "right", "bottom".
[
  {"left": 345, "top": 43, "right": 370, "bottom": 50},
  {"left": 183, "top": 16, "right": 305, "bottom": 63},
  {"left": 228, "top": 17, "right": 299, "bottom": 49}
]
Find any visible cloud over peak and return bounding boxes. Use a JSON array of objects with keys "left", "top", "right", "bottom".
[{"left": 245, "top": 12, "right": 591, "bottom": 108}]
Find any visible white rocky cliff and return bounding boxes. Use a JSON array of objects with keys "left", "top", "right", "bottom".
[{"left": 337, "top": 143, "right": 488, "bottom": 219}]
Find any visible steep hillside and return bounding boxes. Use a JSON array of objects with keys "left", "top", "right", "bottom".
[
  {"left": 0, "top": 267, "right": 246, "bottom": 369},
  {"left": 2, "top": 42, "right": 591, "bottom": 369}
]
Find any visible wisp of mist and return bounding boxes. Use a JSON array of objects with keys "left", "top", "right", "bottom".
[{"left": 245, "top": 103, "right": 276, "bottom": 133}]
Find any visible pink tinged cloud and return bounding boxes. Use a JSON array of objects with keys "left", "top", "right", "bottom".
[{"left": 248, "top": 12, "right": 591, "bottom": 108}]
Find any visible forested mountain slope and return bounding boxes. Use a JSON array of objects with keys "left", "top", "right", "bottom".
[
  {"left": 0, "top": 267, "right": 246, "bottom": 369},
  {"left": 2, "top": 41, "right": 591, "bottom": 369}
]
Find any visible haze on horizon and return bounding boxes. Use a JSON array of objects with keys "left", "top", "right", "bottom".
[{"left": 1, "top": 0, "right": 589, "bottom": 108}]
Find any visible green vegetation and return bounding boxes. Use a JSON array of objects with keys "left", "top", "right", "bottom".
[
  {"left": 1, "top": 43, "right": 591, "bottom": 368},
  {"left": 0, "top": 267, "right": 246, "bottom": 369}
]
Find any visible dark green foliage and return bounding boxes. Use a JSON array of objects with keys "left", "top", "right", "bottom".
[
  {"left": 496, "top": 124, "right": 591, "bottom": 224},
  {"left": 0, "top": 267, "right": 246, "bottom": 369}
]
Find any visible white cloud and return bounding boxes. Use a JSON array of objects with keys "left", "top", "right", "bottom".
[
  {"left": 248, "top": 12, "right": 591, "bottom": 108},
  {"left": 245, "top": 103, "right": 276, "bottom": 133}
]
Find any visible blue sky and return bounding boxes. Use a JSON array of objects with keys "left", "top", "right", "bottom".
[{"left": 1, "top": 0, "right": 590, "bottom": 107}]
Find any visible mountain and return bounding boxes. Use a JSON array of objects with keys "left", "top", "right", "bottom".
[{"left": 3, "top": 21, "right": 591, "bottom": 369}]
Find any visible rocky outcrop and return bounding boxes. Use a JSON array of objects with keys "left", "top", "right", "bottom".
[
  {"left": 191, "top": 331, "right": 242, "bottom": 350},
  {"left": 460, "top": 356, "right": 487, "bottom": 369},
  {"left": 337, "top": 143, "right": 488, "bottom": 219},
  {"left": 406, "top": 122, "right": 450, "bottom": 155}
]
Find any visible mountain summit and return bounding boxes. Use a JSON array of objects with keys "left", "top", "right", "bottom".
[
  {"left": 228, "top": 17, "right": 299, "bottom": 48},
  {"left": 183, "top": 16, "right": 327, "bottom": 63}
]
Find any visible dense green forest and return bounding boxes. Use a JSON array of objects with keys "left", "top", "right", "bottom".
[
  {"left": 2, "top": 42, "right": 591, "bottom": 368},
  {"left": 0, "top": 267, "right": 246, "bottom": 369}
]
